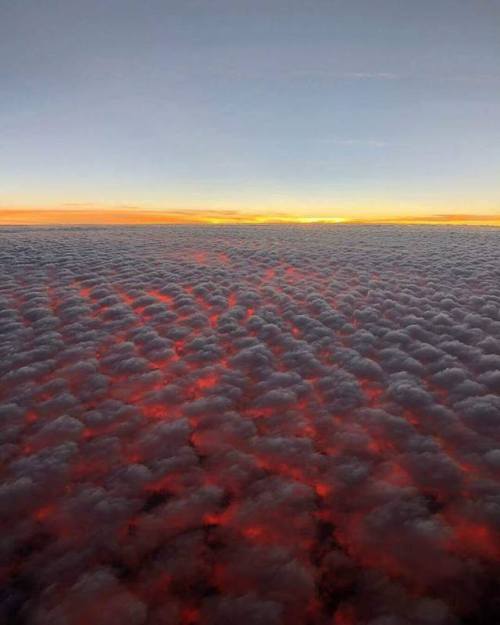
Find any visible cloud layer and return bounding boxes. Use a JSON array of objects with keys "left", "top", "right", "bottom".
[{"left": 0, "top": 225, "right": 499, "bottom": 625}]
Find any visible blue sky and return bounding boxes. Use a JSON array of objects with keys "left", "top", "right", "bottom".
[{"left": 1, "top": 0, "right": 499, "bottom": 220}]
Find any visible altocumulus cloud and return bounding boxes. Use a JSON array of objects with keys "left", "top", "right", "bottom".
[{"left": 0, "top": 225, "right": 499, "bottom": 625}]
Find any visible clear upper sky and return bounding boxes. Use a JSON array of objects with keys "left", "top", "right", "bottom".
[{"left": 1, "top": 0, "right": 500, "bottom": 223}]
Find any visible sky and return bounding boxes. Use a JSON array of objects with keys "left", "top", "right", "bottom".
[{"left": 1, "top": 0, "right": 500, "bottom": 224}]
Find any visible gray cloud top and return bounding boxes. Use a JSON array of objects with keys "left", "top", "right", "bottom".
[{"left": 0, "top": 225, "right": 499, "bottom": 625}]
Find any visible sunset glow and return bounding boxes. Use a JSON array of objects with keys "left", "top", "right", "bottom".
[
  {"left": 1, "top": 2, "right": 500, "bottom": 625},
  {"left": 1, "top": 3, "right": 499, "bottom": 226},
  {"left": 2, "top": 207, "right": 500, "bottom": 227}
]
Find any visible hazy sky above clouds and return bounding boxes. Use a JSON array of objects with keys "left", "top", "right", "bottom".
[{"left": 1, "top": 0, "right": 500, "bottom": 222}]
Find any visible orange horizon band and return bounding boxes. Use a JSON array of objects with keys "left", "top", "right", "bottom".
[{"left": 1, "top": 208, "right": 500, "bottom": 226}]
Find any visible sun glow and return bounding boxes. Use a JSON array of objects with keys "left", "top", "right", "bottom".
[{"left": 1, "top": 207, "right": 500, "bottom": 227}]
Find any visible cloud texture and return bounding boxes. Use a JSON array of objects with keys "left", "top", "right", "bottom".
[{"left": 0, "top": 225, "right": 499, "bottom": 625}]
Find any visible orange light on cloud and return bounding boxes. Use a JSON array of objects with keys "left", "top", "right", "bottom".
[
  {"left": 1, "top": 207, "right": 500, "bottom": 226},
  {"left": 0, "top": 207, "right": 348, "bottom": 226}
]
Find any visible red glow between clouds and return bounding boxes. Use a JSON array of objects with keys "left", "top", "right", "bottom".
[{"left": 0, "top": 226, "right": 499, "bottom": 625}]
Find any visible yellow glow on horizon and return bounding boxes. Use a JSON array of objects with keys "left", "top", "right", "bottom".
[
  {"left": 283, "top": 216, "right": 348, "bottom": 224},
  {"left": 204, "top": 215, "right": 348, "bottom": 225},
  {"left": 1, "top": 206, "right": 500, "bottom": 227}
]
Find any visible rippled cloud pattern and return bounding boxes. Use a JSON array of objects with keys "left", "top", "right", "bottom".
[{"left": 1, "top": 226, "right": 499, "bottom": 625}]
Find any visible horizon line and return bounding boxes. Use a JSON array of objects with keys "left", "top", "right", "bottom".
[{"left": 1, "top": 207, "right": 500, "bottom": 227}]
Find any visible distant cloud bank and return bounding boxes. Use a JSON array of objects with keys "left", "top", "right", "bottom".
[{"left": 1, "top": 207, "right": 500, "bottom": 226}]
